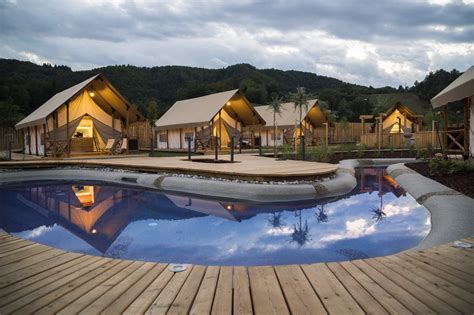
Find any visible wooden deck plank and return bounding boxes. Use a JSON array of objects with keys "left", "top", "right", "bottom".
[
  {"left": 0, "top": 248, "right": 66, "bottom": 277},
  {"left": 101, "top": 263, "right": 168, "bottom": 315},
  {"left": 351, "top": 260, "right": 434, "bottom": 314},
  {"left": 0, "top": 256, "right": 106, "bottom": 313},
  {"left": 339, "top": 261, "right": 411, "bottom": 314},
  {"left": 275, "top": 264, "right": 327, "bottom": 315},
  {"left": 0, "top": 255, "right": 91, "bottom": 302},
  {"left": 327, "top": 262, "right": 389, "bottom": 315},
  {"left": 0, "top": 253, "right": 83, "bottom": 296},
  {"left": 168, "top": 265, "right": 207, "bottom": 315},
  {"left": 79, "top": 262, "right": 155, "bottom": 315},
  {"left": 301, "top": 263, "right": 362, "bottom": 314},
  {"left": 35, "top": 260, "right": 133, "bottom": 315},
  {"left": 232, "top": 266, "right": 253, "bottom": 315},
  {"left": 123, "top": 264, "right": 175, "bottom": 315},
  {"left": 190, "top": 266, "right": 219, "bottom": 314},
  {"left": 0, "top": 243, "right": 44, "bottom": 261},
  {"left": 145, "top": 265, "right": 193, "bottom": 314},
  {"left": 13, "top": 258, "right": 120, "bottom": 314},
  {"left": 248, "top": 266, "right": 289, "bottom": 315},
  {"left": 0, "top": 238, "right": 28, "bottom": 248},
  {"left": 405, "top": 251, "right": 474, "bottom": 284},
  {"left": 390, "top": 254, "right": 474, "bottom": 304},
  {"left": 57, "top": 261, "right": 145, "bottom": 315},
  {"left": 399, "top": 253, "right": 474, "bottom": 291},
  {"left": 365, "top": 258, "right": 461, "bottom": 314},
  {"left": 378, "top": 256, "right": 474, "bottom": 314},
  {"left": 413, "top": 250, "right": 474, "bottom": 277},
  {"left": 211, "top": 266, "right": 233, "bottom": 315}
]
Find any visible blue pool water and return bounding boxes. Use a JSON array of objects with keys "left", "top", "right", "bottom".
[{"left": 0, "top": 168, "right": 430, "bottom": 265}]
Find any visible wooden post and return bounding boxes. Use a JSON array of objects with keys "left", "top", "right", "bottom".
[
  {"left": 166, "top": 129, "right": 169, "bottom": 149},
  {"left": 323, "top": 123, "right": 328, "bottom": 146},
  {"left": 126, "top": 105, "right": 130, "bottom": 154},
  {"left": 27, "top": 127, "right": 31, "bottom": 155},
  {"left": 43, "top": 124, "right": 47, "bottom": 157},
  {"left": 179, "top": 128, "right": 182, "bottom": 149},
  {"left": 443, "top": 105, "right": 449, "bottom": 151},
  {"left": 266, "top": 129, "right": 269, "bottom": 147},
  {"left": 218, "top": 110, "right": 222, "bottom": 149},
  {"left": 361, "top": 117, "right": 365, "bottom": 135},
  {"left": 111, "top": 108, "right": 115, "bottom": 131},
  {"left": 463, "top": 98, "right": 470, "bottom": 158},
  {"left": 66, "top": 102, "right": 70, "bottom": 156},
  {"left": 432, "top": 120, "right": 436, "bottom": 147},
  {"left": 34, "top": 125, "right": 39, "bottom": 156}
]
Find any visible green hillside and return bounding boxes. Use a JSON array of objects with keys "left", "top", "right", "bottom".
[{"left": 367, "top": 93, "right": 431, "bottom": 114}]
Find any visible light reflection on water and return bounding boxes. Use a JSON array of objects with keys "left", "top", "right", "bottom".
[{"left": 0, "top": 168, "right": 430, "bottom": 265}]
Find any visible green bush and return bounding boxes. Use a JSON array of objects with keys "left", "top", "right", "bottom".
[
  {"left": 277, "top": 144, "right": 294, "bottom": 160},
  {"left": 307, "top": 145, "right": 333, "bottom": 162},
  {"left": 428, "top": 159, "right": 474, "bottom": 176}
]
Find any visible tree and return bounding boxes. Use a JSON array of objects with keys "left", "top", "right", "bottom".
[
  {"left": 0, "top": 101, "right": 24, "bottom": 128},
  {"left": 267, "top": 94, "right": 283, "bottom": 157},
  {"left": 146, "top": 100, "right": 158, "bottom": 155},
  {"left": 290, "top": 87, "right": 311, "bottom": 139}
]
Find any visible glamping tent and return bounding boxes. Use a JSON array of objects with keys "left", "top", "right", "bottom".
[
  {"left": 431, "top": 65, "right": 473, "bottom": 158},
  {"left": 374, "top": 102, "right": 423, "bottom": 134},
  {"left": 155, "top": 89, "right": 265, "bottom": 150},
  {"left": 15, "top": 74, "right": 144, "bottom": 156},
  {"left": 253, "top": 99, "right": 327, "bottom": 146}
]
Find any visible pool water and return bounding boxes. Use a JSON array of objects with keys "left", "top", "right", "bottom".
[{"left": 0, "top": 168, "right": 430, "bottom": 266}]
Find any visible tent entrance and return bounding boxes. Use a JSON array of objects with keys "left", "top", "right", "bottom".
[{"left": 70, "top": 116, "right": 101, "bottom": 152}]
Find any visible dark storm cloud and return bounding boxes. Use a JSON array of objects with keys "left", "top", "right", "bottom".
[{"left": 0, "top": 0, "right": 473, "bottom": 87}]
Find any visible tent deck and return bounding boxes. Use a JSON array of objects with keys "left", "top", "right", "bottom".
[{"left": 0, "top": 230, "right": 473, "bottom": 314}]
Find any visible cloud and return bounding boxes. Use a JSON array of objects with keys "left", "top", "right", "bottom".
[
  {"left": 0, "top": 0, "right": 473, "bottom": 87},
  {"left": 320, "top": 218, "right": 377, "bottom": 242}
]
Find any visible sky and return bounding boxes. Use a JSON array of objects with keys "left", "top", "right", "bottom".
[{"left": 1, "top": 0, "right": 473, "bottom": 87}]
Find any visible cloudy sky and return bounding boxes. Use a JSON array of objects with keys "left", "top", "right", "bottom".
[{"left": 1, "top": 0, "right": 473, "bottom": 87}]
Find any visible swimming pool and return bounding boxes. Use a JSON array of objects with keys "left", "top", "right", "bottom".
[{"left": 0, "top": 167, "right": 430, "bottom": 266}]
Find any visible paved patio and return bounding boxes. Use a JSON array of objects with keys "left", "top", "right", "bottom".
[
  {"left": 0, "top": 154, "right": 338, "bottom": 180},
  {"left": 0, "top": 231, "right": 473, "bottom": 314}
]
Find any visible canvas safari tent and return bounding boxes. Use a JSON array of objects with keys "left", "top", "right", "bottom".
[
  {"left": 431, "top": 65, "right": 473, "bottom": 158},
  {"left": 15, "top": 74, "right": 144, "bottom": 156},
  {"left": 253, "top": 99, "right": 327, "bottom": 146},
  {"left": 155, "top": 89, "right": 265, "bottom": 150},
  {"left": 377, "top": 102, "right": 424, "bottom": 134}
]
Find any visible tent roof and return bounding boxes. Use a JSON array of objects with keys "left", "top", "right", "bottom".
[
  {"left": 254, "top": 99, "right": 320, "bottom": 128},
  {"left": 15, "top": 73, "right": 144, "bottom": 130},
  {"left": 384, "top": 102, "right": 418, "bottom": 121},
  {"left": 155, "top": 89, "right": 265, "bottom": 129},
  {"left": 431, "top": 65, "right": 474, "bottom": 108}
]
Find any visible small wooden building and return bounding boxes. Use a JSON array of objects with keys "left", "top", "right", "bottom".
[
  {"left": 155, "top": 89, "right": 265, "bottom": 150},
  {"left": 377, "top": 102, "right": 423, "bottom": 134},
  {"left": 15, "top": 74, "right": 144, "bottom": 156}
]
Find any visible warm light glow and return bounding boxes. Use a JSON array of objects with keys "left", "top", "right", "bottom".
[
  {"left": 89, "top": 91, "right": 95, "bottom": 97},
  {"left": 226, "top": 101, "right": 231, "bottom": 106},
  {"left": 72, "top": 185, "right": 95, "bottom": 207},
  {"left": 226, "top": 205, "right": 232, "bottom": 210},
  {"left": 91, "top": 229, "right": 97, "bottom": 234}
]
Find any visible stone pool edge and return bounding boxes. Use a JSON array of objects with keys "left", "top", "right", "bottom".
[
  {"left": 387, "top": 163, "right": 474, "bottom": 250},
  {"left": 0, "top": 158, "right": 415, "bottom": 203}
]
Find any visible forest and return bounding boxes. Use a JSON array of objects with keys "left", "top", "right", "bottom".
[{"left": 0, "top": 58, "right": 462, "bottom": 128}]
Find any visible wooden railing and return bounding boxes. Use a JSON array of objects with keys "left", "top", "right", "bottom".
[{"left": 360, "top": 131, "right": 439, "bottom": 149}]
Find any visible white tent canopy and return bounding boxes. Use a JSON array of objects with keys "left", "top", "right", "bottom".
[{"left": 431, "top": 65, "right": 474, "bottom": 108}]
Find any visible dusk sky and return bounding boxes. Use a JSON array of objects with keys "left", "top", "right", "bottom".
[{"left": 1, "top": 0, "right": 473, "bottom": 87}]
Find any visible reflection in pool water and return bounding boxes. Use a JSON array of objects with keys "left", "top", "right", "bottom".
[{"left": 0, "top": 168, "right": 430, "bottom": 265}]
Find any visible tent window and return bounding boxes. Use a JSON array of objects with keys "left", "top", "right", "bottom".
[
  {"left": 159, "top": 133, "right": 167, "bottom": 142},
  {"left": 184, "top": 132, "right": 194, "bottom": 141},
  {"left": 271, "top": 132, "right": 281, "bottom": 140}
]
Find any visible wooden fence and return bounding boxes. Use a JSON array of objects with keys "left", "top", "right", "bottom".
[
  {"left": 128, "top": 122, "right": 153, "bottom": 150},
  {"left": 313, "top": 123, "right": 371, "bottom": 144},
  {"left": 0, "top": 127, "right": 23, "bottom": 151},
  {"left": 360, "top": 131, "right": 439, "bottom": 149}
]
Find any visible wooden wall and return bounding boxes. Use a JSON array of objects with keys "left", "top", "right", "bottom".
[{"left": 0, "top": 127, "right": 23, "bottom": 151}]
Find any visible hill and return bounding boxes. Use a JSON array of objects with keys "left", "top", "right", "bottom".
[{"left": 367, "top": 92, "right": 430, "bottom": 114}]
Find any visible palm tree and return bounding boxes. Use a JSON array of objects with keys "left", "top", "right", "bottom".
[
  {"left": 268, "top": 212, "right": 285, "bottom": 229},
  {"left": 267, "top": 95, "right": 283, "bottom": 157},
  {"left": 147, "top": 100, "right": 158, "bottom": 156},
  {"left": 290, "top": 210, "right": 311, "bottom": 247},
  {"left": 315, "top": 205, "right": 328, "bottom": 223},
  {"left": 290, "top": 87, "right": 310, "bottom": 141}
]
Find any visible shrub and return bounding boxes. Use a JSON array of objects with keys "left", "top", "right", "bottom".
[
  {"left": 428, "top": 159, "right": 474, "bottom": 176},
  {"left": 307, "top": 145, "right": 333, "bottom": 162},
  {"left": 278, "top": 144, "right": 294, "bottom": 160}
]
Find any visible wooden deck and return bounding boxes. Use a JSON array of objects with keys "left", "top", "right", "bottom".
[
  {"left": 0, "top": 154, "right": 337, "bottom": 180},
  {"left": 0, "top": 230, "right": 473, "bottom": 314}
]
